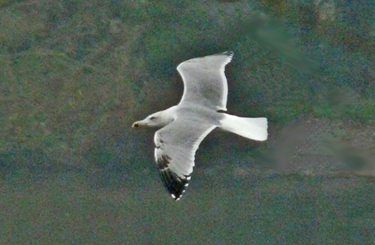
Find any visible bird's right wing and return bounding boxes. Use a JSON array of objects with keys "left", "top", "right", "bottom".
[{"left": 154, "top": 118, "right": 216, "bottom": 200}]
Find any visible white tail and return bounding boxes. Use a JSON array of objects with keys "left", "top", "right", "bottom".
[{"left": 220, "top": 114, "right": 268, "bottom": 141}]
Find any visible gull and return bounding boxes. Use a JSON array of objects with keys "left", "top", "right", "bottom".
[{"left": 132, "top": 51, "right": 268, "bottom": 200}]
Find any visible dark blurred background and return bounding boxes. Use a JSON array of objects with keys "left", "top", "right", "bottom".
[{"left": 1, "top": 0, "right": 374, "bottom": 243}]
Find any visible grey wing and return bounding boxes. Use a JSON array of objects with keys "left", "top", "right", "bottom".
[
  {"left": 177, "top": 51, "right": 233, "bottom": 111},
  {"left": 154, "top": 118, "right": 216, "bottom": 200}
]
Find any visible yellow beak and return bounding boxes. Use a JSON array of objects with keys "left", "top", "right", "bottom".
[{"left": 132, "top": 121, "right": 141, "bottom": 128}]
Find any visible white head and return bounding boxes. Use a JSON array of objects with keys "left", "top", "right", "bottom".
[{"left": 132, "top": 106, "right": 176, "bottom": 128}]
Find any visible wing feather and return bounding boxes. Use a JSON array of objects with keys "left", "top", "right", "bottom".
[
  {"left": 177, "top": 51, "right": 233, "bottom": 111},
  {"left": 154, "top": 119, "right": 216, "bottom": 200}
]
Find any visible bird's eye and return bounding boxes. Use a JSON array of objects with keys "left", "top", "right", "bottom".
[{"left": 150, "top": 116, "right": 156, "bottom": 120}]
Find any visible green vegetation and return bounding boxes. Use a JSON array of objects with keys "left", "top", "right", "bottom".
[
  {"left": 1, "top": 0, "right": 375, "bottom": 174},
  {"left": 1, "top": 0, "right": 374, "bottom": 242}
]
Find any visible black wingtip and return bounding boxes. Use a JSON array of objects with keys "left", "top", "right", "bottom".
[
  {"left": 213, "top": 51, "right": 234, "bottom": 57},
  {"left": 159, "top": 169, "right": 189, "bottom": 201},
  {"left": 157, "top": 154, "right": 190, "bottom": 201},
  {"left": 222, "top": 51, "right": 234, "bottom": 56}
]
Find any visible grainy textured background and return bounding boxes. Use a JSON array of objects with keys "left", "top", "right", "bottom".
[{"left": 0, "top": 0, "right": 374, "bottom": 243}]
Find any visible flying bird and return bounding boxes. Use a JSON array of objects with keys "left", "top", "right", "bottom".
[{"left": 132, "top": 51, "right": 268, "bottom": 200}]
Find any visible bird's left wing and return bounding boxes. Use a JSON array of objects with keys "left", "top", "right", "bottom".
[
  {"left": 177, "top": 51, "right": 233, "bottom": 111},
  {"left": 154, "top": 118, "right": 216, "bottom": 200}
]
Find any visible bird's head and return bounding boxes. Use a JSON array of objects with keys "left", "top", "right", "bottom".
[{"left": 132, "top": 111, "right": 169, "bottom": 128}]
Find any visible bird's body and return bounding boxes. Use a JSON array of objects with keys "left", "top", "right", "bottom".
[{"left": 132, "top": 51, "right": 268, "bottom": 200}]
